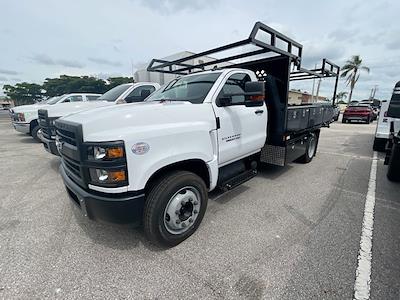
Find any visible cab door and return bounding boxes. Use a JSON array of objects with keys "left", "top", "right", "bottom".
[{"left": 212, "top": 72, "right": 267, "bottom": 166}]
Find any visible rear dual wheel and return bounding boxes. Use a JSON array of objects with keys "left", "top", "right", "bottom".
[
  {"left": 144, "top": 171, "right": 208, "bottom": 247},
  {"left": 298, "top": 132, "right": 318, "bottom": 163}
]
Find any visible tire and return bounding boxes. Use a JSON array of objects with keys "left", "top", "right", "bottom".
[
  {"left": 342, "top": 118, "right": 347, "bottom": 123},
  {"left": 30, "top": 125, "right": 41, "bottom": 142},
  {"left": 373, "top": 138, "right": 386, "bottom": 152},
  {"left": 298, "top": 132, "right": 318, "bottom": 163},
  {"left": 387, "top": 144, "right": 400, "bottom": 182},
  {"left": 143, "top": 171, "right": 208, "bottom": 247}
]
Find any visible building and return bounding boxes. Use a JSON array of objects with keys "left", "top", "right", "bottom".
[
  {"left": 134, "top": 51, "right": 224, "bottom": 85},
  {"left": 288, "top": 89, "right": 327, "bottom": 105},
  {"left": 0, "top": 96, "right": 14, "bottom": 108}
]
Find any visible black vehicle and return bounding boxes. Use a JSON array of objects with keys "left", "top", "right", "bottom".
[{"left": 385, "top": 81, "right": 400, "bottom": 181}]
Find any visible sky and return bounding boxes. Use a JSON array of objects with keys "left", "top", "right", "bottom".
[{"left": 1, "top": 0, "right": 399, "bottom": 100}]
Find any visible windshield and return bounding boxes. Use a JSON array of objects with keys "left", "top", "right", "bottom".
[
  {"left": 146, "top": 72, "right": 221, "bottom": 104},
  {"left": 46, "top": 96, "right": 62, "bottom": 105},
  {"left": 98, "top": 84, "right": 131, "bottom": 102}
]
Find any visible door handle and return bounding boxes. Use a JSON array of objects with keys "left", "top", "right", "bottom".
[{"left": 255, "top": 110, "right": 264, "bottom": 114}]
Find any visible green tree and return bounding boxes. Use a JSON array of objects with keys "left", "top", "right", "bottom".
[
  {"left": 42, "top": 75, "right": 107, "bottom": 96},
  {"left": 335, "top": 91, "right": 348, "bottom": 103},
  {"left": 107, "top": 77, "right": 134, "bottom": 89},
  {"left": 3, "top": 82, "right": 43, "bottom": 106},
  {"left": 340, "top": 55, "right": 370, "bottom": 104}
]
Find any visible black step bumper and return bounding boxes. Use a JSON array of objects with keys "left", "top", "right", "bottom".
[
  {"left": 60, "top": 165, "right": 145, "bottom": 225},
  {"left": 42, "top": 136, "right": 59, "bottom": 156}
]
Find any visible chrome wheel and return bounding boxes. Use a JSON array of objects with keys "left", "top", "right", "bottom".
[
  {"left": 163, "top": 186, "right": 201, "bottom": 235},
  {"left": 308, "top": 134, "right": 316, "bottom": 158}
]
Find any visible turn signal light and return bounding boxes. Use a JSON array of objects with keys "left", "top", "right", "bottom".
[
  {"left": 107, "top": 147, "right": 124, "bottom": 159},
  {"left": 109, "top": 170, "right": 126, "bottom": 182}
]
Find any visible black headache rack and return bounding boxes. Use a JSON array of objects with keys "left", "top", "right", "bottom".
[{"left": 147, "top": 21, "right": 340, "bottom": 166}]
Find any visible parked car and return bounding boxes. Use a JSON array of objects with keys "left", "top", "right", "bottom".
[
  {"left": 333, "top": 105, "right": 340, "bottom": 121},
  {"left": 373, "top": 100, "right": 393, "bottom": 151},
  {"left": 11, "top": 93, "right": 101, "bottom": 141},
  {"left": 342, "top": 104, "right": 374, "bottom": 124},
  {"left": 39, "top": 82, "right": 160, "bottom": 155}
]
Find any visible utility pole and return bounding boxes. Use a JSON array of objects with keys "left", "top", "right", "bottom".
[
  {"left": 372, "top": 85, "right": 378, "bottom": 99},
  {"left": 311, "top": 63, "right": 317, "bottom": 102}
]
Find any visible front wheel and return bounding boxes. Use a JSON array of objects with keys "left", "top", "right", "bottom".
[
  {"left": 30, "top": 125, "right": 41, "bottom": 142},
  {"left": 143, "top": 171, "right": 208, "bottom": 247}
]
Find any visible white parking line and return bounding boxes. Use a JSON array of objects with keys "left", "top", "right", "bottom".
[{"left": 353, "top": 151, "right": 378, "bottom": 300}]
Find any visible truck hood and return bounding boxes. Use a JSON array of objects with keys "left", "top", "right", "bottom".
[
  {"left": 13, "top": 103, "right": 51, "bottom": 113},
  {"left": 60, "top": 101, "right": 217, "bottom": 142},
  {"left": 46, "top": 101, "right": 113, "bottom": 118}
]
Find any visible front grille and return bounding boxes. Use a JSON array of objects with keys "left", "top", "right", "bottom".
[
  {"left": 57, "top": 128, "right": 77, "bottom": 146},
  {"left": 55, "top": 120, "right": 84, "bottom": 186},
  {"left": 38, "top": 109, "right": 57, "bottom": 140}
]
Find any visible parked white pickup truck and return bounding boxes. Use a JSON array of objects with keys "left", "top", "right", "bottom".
[
  {"left": 11, "top": 93, "right": 101, "bottom": 141},
  {"left": 385, "top": 81, "right": 400, "bottom": 181},
  {"left": 373, "top": 100, "right": 393, "bottom": 151},
  {"left": 55, "top": 22, "right": 340, "bottom": 247},
  {"left": 39, "top": 82, "right": 160, "bottom": 155}
]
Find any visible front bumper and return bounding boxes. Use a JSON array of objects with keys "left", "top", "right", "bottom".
[
  {"left": 13, "top": 122, "right": 30, "bottom": 134},
  {"left": 41, "top": 135, "right": 59, "bottom": 156},
  {"left": 60, "top": 165, "right": 145, "bottom": 224}
]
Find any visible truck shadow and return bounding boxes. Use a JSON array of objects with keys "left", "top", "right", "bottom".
[
  {"left": 18, "top": 136, "right": 38, "bottom": 144},
  {"left": 257, "top": 163, "right": 293, "bottom": 180},
  {"left": 71, "top": 204, "right": 166, "bottom": 252}
]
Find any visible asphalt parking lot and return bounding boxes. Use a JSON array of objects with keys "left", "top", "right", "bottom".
[{"left": 0, "top": 110, "right": 399, "bottom": 299}]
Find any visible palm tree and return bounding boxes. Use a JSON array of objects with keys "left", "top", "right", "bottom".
[
  {"left": 335, "top": 91, "right": 348, "bottom": 103},
  {"left": 340, "top": 55, "right": 370, "bottom": 104}
]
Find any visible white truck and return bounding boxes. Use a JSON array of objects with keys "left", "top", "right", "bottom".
[
  {"left": 373, "top": 100, "right": 393, "bottom": 151},
  {"left": 39, "top": 82, "right": 160, "bottom": 155},
  {"left": 55, "top": 22, "right": 340, "bottom": 247},
  {"left": 11, "top": 93, "right": 101, "bottom": 141},
  {"left": 384, "top": 81, "right": 400, "bottom": 181}
]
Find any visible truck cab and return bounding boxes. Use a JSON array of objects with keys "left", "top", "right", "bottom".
[
  {"left": 11, "top": 93, "right": 101, "bottom": 141},
  {"left": 39, "top": 82, "right": 160, "bottom": 155},
  {"left": 55, "top": 22, "right": 339, "bottom": 247}
]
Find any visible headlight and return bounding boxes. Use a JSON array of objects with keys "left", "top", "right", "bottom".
[
  {"left": 17, "top": 113, "right": 25, "bottom": 122},
  {"left": 89, "top": 168, "right": 126, "bottom": 184},
  {"left": 90, "top": 145, "right": 124, "bottom": 160}
]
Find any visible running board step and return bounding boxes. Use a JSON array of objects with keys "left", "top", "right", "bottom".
[{"left": 218, "top": 169, "right": 257, "bottom": 191}]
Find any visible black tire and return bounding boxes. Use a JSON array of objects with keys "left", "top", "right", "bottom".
[
  {"left": 373, "top": 138, "right": 386, "bottom": 152},
  {"left": 298, "top": 132, "right": 318, "bottom": 163},
  {"left": 144, "top": 171, "right": 208, "bottom": 247},
  {"left": 387, "top": 144, "right": 400, "bottom": 182},
  {"left": 342, "top": 118, "right": 347, "bottom": 123},
  {"left": 30, "top": 125, "right": 41, "bottom": 142}
]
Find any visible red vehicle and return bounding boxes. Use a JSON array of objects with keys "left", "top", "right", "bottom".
[{"left": 342, "top": 104, "right": 374, "bottom": 124}]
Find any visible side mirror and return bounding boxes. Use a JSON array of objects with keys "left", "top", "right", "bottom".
[
  {"left": 245, "top": 81, "right": 265, "bottom": 96},
  {"left": 244, "top": 81, "right": 265, "bottom": 107},
  {"left": 141, "top": 89, "right": 151, "bottom": 99},
  {"left": 218, "top": 95, "right": 232, "bottom": 107}
]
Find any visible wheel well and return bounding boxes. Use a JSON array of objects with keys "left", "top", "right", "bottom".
[
  {"left": 145, "top": 159, "right": 210, "bottom": 192},
  {"left": 30, "top": 119, "right": 38, "bottom": 133}
]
